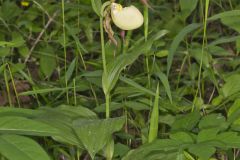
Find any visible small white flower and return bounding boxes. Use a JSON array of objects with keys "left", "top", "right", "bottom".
[{"left": 111, "top": 3, "right": 144, "bottom": 30}]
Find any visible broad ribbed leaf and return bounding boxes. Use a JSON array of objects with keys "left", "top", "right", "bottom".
[
  {"left": 0, "top": 116, "right": 58, "bottom": 136},
  {"left": 35, "top": 106, "right": 97, "bottom": 148},
  {"left": 0, "top": 135, "right": 51, "bottom": 160},
  {"left": 123, "top": 139, "right": 182, "bottom": 160},
  {"left": 72, "top": 117, "right": 125, "bottom": 159},
  {"left": 0, "top": 108, "right": 42, "bottom": 117}
]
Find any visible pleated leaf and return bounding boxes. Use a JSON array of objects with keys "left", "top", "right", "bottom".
[{"left": 0, "top": 135, "right": 51, "bottom": 160}]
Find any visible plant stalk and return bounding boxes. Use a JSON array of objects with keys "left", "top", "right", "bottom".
[
  {"left": 100, "top": 12, "right": 110, "bottom": 119},
  {"left": 61, "top": 0, "right": 69, "bottom": 104}
]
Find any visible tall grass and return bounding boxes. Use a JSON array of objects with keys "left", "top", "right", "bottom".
[
  {"left": 61, "top": 0, "right": 69, "bottom": 104},
  {"left": 193, "top": 0, "right": 210, "bottom": 111},
  {"left": 148, "top": 83, "right": 159, "bottom": 142}
]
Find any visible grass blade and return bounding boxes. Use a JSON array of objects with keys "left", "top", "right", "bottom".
[
  {"left": 155, "top": 72, "right": 172, "bottom": 103},
  {"left": 119, "top": 76, "right": 156, "bottom": 96},
  {"left": 167, "top": 23, "right": 201, "bottom": 76},
  {"left": 148, "top": 83, "right": 160, "bottom": 143}
]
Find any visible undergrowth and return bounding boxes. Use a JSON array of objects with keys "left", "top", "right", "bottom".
[{"left": 0, "top": 0, "right": 240, "bottom": 160}]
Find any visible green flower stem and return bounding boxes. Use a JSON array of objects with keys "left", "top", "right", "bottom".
[
  {"left": 100, "top": 17, "right": 107, "bottom": 75},
  {"left": 144, "top": 5, "right": 150, "bottom": 88},
  {"left": 100, "top": 10, "right": 110, "bottom": 118},
  {"left": 105, "top": 93, "right": 110, "bottom": 118}
]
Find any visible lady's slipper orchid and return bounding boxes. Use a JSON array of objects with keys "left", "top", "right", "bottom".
[{"left": 111, "top": 3, "right": 144, "bottom": 30}]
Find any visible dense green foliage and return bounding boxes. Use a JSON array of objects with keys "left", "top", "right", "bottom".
[{"left": 0, "top": 0, "right": 240, "bottom": 159}]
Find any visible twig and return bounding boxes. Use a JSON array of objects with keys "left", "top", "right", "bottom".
[{"left": 24, "top": 10, "right": 59, "bottom": 63}]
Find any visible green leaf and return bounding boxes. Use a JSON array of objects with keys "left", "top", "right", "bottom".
[
  {"left": 170, "top": 131, "right": 194, "bottom": 143},
  {"left": 167, "top": 23, "right": 201, "bottom": 76},
  {"left": 188, "top": 144, "right": 215, "bottom": 160},
  {"left": 208, "top": 10, "right": 240, "bottom": 33},
  {"left": 72, "top": 117, "right": 125, "bottom": 159},
  {"left": 155, "top": 50, "right": 168, "bottom": 58},
  {"left": 102, "top": 30, "right": 168, "bottom": 94},
  {"left": 171, "top": 111, "right": 200, "bottom": 131},
  {"left": 0, "top": 107, "right": 43, "bottom": 118},
  {"left": 180, "top": 0, "right": 199, "bottom": 20},
  {"left": 0, "top": 1, "right": 21, "bottom": 21},
  {"left": 0, "top": 47, "right": 10, "bottom": 57},
  {"left": 54, "top": 105, "right": 97, "bottom": 119},
  {"left": 18, "top": 45, "right": 29, "bottom": 58},
  {"left": 91, "top": 0, "right": 102, "bottom": 16},
  {"left": 124, "top": 101, "right": 150, "bottom": 111},
  {"left": 40, "top": 45, "right": 56, "bottom": 77},
  {"left": 216, "top": 132, "right": 240, "bottom": 148},
  {"left": 123, "top": 139, "right": 182, "bottom": 160},
  {"left": 208, "top": 36, "right": 240, "bottom": 47},
  {"left": 190, "top": 48, "right": 211, "bottom": 68},
  {"left": 227, "top": 99, "right": 240, "bottom": 125},
  {"left": 183, "top": 151, "right": 195, "bottom": 160},
  {"left": 19, "top": 86, "right": 84, "bottom": 96},
  {"left": 154, "top": 66, "right": 172, "bottom": 103},
  {"left": 222, "top": 74, "right": 240, "bottom": 97},
  {"left": 104, "top": 138, "right": 114, "bottom": 160},
  {"left": 102, "top": 40, "right": 153, "bottom": 94},
  {"left": 148, "top": 84, "right": 160, "bottom": 142},
  {"left": 237, "top": 37, "right": 240, "bottom": 53},
  {"left": 65, "top": 57, "right": 76, "bottom": 83},
  {"left": 228, "top": 99, "right": 240, "bottom": 119},
  {"left": 146, "top": 152, "right": 178, "bottom": 160},
  {"left": 65, "top": 23, "right": 88, "bottom": 53},
  {"left": 0, "top": 116, "right": 59, "bottom": 136},
  {"left": 198, "top": 114, "right": 226, "bottom": 130},
  {"left": 227, "top": 108, "right": 240, "bottom": 125},
  {"left": 35, "top": 106, "right": 97, "bottom": 147},
  {"left": 0, "top": 41, "right": 15, "bottom": 47},
  {"left": 0, "top": 39, "right": 24, "bottom": 47},
  {"left": 221, "top": 16, "right": 240, "bottom": 33},
  {"left": 208, "top": 10, "right": 240, "bottom": 21},
  {"left": 0, "top": 107, "right": 96, "bottom": 148},
  {"left": 119, "top": 76, "right": 156, "bottom": 97},
  {"left": 11, "top": 32, "right": 25, "bottom": 47},
  {"left": 159, "top": 114, "right": 175, "bottom": 126},
  {"left": 0, "top": 63, "right": 7, "bottom": 74},
  {"left": 176, "top": 151, "right": 185, "bottom": 160},
  {"left": 0, "top": 135, "right": 51, "bottom": 160},
  {"left": 39, "top": 117, "right": 84, "bottom": 148},
  {"left": 105, "top": 40, "right": 120, "bottom": 62},
  {"left": 197, "top": 128, "right": 219, "bottom": 143},
  {"left": 114, "top": 143, "right": 130, "bottom": 158}
]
